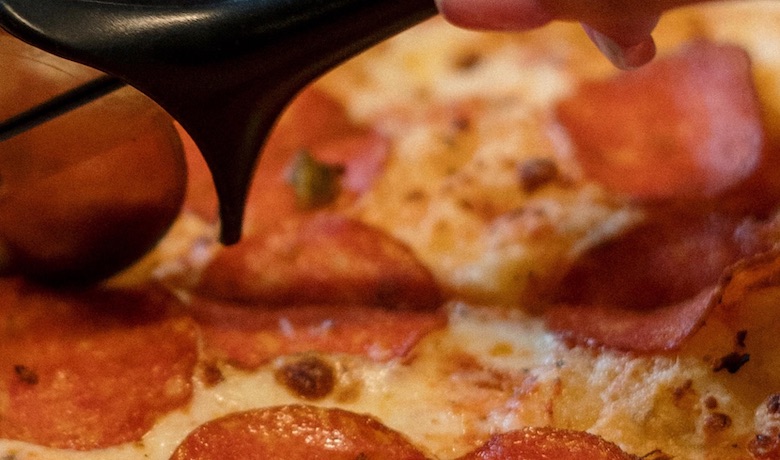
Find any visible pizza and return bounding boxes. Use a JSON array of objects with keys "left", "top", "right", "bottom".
[{"left": 2, "top": 2, "right": 780, "bottom": 459}]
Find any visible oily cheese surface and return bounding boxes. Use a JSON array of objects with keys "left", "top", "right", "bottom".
[
  {"left": 319, "top": 1, "right": 780, "bottom": 306},
  {"left": 319, "top": 16, "right": 640, "bottom": 306},
  {"left": 2, "top": 3, "right": 780, "bottom": 460}
]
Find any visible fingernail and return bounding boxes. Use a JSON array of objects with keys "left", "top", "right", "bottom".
[
  {"left": 583, "top": 25, "right": 657, "bottom": 70},
  {"left": 621, "top": 38, "right": 657, "bottom": 69},
  {"left": 436, "top": 0, "right": 553, "bottom": 31}
]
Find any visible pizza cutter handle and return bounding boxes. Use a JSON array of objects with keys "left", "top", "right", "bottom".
[{"left": 0, "top": 0, "right": 437, "bottom": 244}]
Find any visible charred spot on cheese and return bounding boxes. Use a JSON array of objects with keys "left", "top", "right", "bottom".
[
  {"left": 672, "top": 379, "right": 696, "bottom": 408},
  {"left": 454, "top": 51, "right": 483, "bottom": 72},
  {"left": 712, "top": 330, "right": 751, "bottom": 373},
  {"left": 286, "top": 149, "right": 345, "bottom": 209},
  {"left": 749, "top": 393, "right": 780, "bottom": 458},
  {"left": 451, "top": 114, "right": 472, "bottom": 133},
  {"left": 274, "top": 354, "right": 336, "bottom": 400},
  {"left": 735, "top": 330, "right": 748, "bottom": 348},
  {"left": 199, "top": 361, "right": 225, "bottom": 387},
  {"left": 750, "top": 433, "right": 780, "bottom": 459},
  {"left": 404, "top": 189, "right": 428, "bottom": 203},
  {"left": 767, "top": 394, "right": 780, "bottom": 414},
  {"left": 518, "top": 157, "right": 560, "bottom": 193},
  {"left": 704, "top": 412, "right": 733, "bottom": 433},
  {"left": 713, "top": 351, "right": 751, "bottom": 374},
  {"left": 13, "top": 365, "right": 38, "bottom": 385},
  {"left": 704, "top": 395, "right": 719, "bottom": 410}
]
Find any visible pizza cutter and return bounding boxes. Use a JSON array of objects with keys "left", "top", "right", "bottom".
[{"left": 0, "top": 0, "right": 437, "bottom": 244}]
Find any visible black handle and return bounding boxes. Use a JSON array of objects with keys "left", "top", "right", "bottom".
[{"left": 0, "top": 0, "right": 437, "bottom": 243}]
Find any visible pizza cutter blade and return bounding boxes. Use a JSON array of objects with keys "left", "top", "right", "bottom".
[{"left": 0, "top": 0, "right": 436, "bottom": 244}]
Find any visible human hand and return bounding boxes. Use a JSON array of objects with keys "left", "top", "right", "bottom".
[{"left": 435, "top": 0, "right": 715, "bottom": 69}]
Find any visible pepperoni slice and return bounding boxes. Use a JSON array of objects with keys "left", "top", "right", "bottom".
[
  {"left": 169, "top": 405, "right": 429, "bottom": 460},
  {"left": 457, "top": 427, "right": 637, "bottom": 460},
  {"left": 265, "top": 87, "right": 365, "bottom": 156},
  {"left": 189, "top": 299, "right": 446, "bottom": 369},
  {"left": 545, "top": 208, "right": 780, "bottom": 351},
  {"left": 196, "top": 213, "right": 443, "bottom": 309},
  {"left": 0, "top": 279, "right": 198, "bottom": 449},
  {"left": 553, "top": 210, "right": 743, "bottom": 308},
  {"left": 546, "top": 210, "right": 741, "bottom": 351},
  {"left": 547, "top": 287, "right": 717, "bottom": 352},
  {"left": 557, "top": 41, "right": 763, "bottom": 201}
]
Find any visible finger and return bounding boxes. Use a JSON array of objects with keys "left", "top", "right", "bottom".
[
  {"left": 582, "top": 23, "right": 658, "bottom": 69},
  {"left": 434, "top": 0, "right": 553, "bottom": 31}
]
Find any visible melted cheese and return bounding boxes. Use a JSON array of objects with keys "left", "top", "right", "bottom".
[
  {"left": 3, "top": 298, "right": 778, "bottom": 459},
  {"left": 322, "top": 21, "right": 640, "bottom": 305}
]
